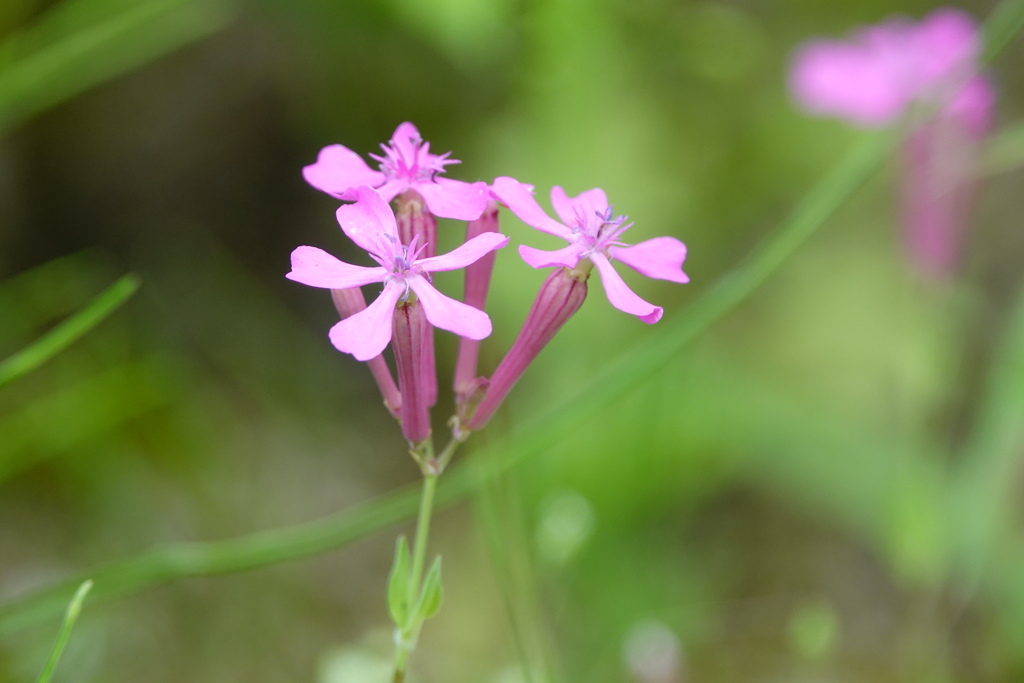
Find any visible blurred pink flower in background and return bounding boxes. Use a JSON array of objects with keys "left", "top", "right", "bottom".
[{"left": 789, "top": 8, "right": 995, "bottom": 278}]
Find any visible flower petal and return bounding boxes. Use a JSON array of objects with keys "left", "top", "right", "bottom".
[
  {"left": 917, "top": 8, "right": 979, "bottom": 87},
  {"left": 591, "top": 253, "right": 663, "bottom": 324},
  {"left": 417, "top": 232, "right": 509, "bottom": 272},
  {"left": 390, "top": 122, "right": 423, "bottom": 160},
  {"left": 550, "top": 186, "right": 609, "bottom": 227},
  {"left": 416, "top": 178, "right": 489, "bottom": 220},
  {"left": 518, "top": 243, "right": 584, "bottom": 269},
  {"left": 409, "top": 275, "right": 492, "bottom": 340},
  {"left": 328, "top": 280, "right": 404, "bottom": 361},
  {"left": 610, "top": 237, "right": 689, "bottom": 283},
  {"left": 335, "top": 186, "right": 398, "bottom": 255},
  {"left": 377, "top": 179, "right": 409, "bottom": 202},
  {"left": 287, "top": 246, "right": 388, "bottom": 289},
  {"left": 302, "top": 145, "right": 385, "bottom": 198},
  {"left": 490, "top": 177, "right": 573, "bottom": 240}
]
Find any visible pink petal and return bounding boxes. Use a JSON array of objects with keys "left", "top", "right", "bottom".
[
  {"left": 286, "top": 246, "right": 388, "bottom": 289},
  {"left": 490, "top": 177, "right": 573, "bottom": 240},
  {"left": 591, "top": 253, "right": 663, "bottom": 324},
  {"left": 335, "top": 186, "right": 398, "bottom": 255},
  {"left": 550, "top": 186, "right": 609, "bottom": 227},
  {"left": 377, "top": 179, "right": 409, "bottom": 202},
  {"left": 417, "top": 232, "right": 509, "bottom": 272},
  {"left": 518, "top": 243, "right": 584, "bottom": 269},
  {"left": 416, "top": 178, "right": 490, "bottom": 220},
  {"left": 789, "top": 40, "right": 910, "bottom": 127},
  {"left": 610, "top": 237, "right": 689, "bottom": 283},
  {"left": 549, "top": 186, "right": 579, "bottom": 226},
  {"left": 408, "top": 275, "right": 492, "bottom": 340},
  {"left": 328, "top": 280, "right": 404, "bottom": 361},
  {"left": 390, "top": 122, "right": 422, "bottom": 160},
  {"left": 302, "top": 145, "right": 385, "bottom": 198},
  {"left": 917, "top": 8, "right": 979, "bottom": 86}
]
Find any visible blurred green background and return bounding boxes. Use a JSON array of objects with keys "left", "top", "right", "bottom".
[{"left": 1, "top": 0, "right": 1023, "bottom": 681}]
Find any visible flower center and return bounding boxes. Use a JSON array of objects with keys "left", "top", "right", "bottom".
[
  {"left": 370, "top": 234, "right": 430, "bottom": 298},
  {"left": 369, "top": 131, "right": 459, "bottom": 184},
  {"left": 572, "top": 205, "right": 633, "bottom": 257}
]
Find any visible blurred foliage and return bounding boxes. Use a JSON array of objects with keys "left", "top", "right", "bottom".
[{"left": 1, "top": 0, "right": 1024, "bottom": 682}]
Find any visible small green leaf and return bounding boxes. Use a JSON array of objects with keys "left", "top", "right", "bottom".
[
  {"left": 417, "top": 557, "right": 443, "bottom": 621},
  {"left": 387, "top": 536, "right": 412, "bottom": 627}
]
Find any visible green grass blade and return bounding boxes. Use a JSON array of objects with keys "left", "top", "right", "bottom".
[
  {"left": 35, "top": 580, "right": 92, "bottom": 683},
  {"left": 0, "top": 273, "right": 139, "bottom": 388},
  {"left": 983, "top": 0, "right": 1024, "bottom": 63},
  {"left": 0, "top": 0, "right": 235, "bottom": 136}
]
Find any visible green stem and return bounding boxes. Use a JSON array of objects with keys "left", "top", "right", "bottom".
[
  {"left": 408, "top": 471, "right": 437, "bottom": 598},
  {"left": 435, "top": 437, "right": 463, "bottom": 473},
  {"left": 393, "top": 449, "right": 442, "bottom": 682}
]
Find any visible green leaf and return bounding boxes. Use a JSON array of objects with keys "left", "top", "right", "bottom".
[
  {"left": 416, "top": 557, "right": 443, "bottom": 621},
  {"left": 35, "top": 579, "right": 92, "bottom": 683},
  {"left": 387, "top": 536, "right": 412, "bottom": 628},
  {"left": 0, "top": 273, "right": 139, "bottom": 388},
  {"left": 0, "top": 0, "right": 236, "bottom": 136}
]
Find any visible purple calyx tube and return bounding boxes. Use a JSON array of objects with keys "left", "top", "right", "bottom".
[
  {"left": 331, "top": 288, "right": 401, "bottom": 417},
  {"left": 454, "top": 199, "right": 500, "bottom": 413},
  {"left": 392, "top": 297, "right": 432, "bottom": 444},
  {"left": 466, "top": 265, "right": 589, "bottom": 431},
  {"left": 396, "top": 190, "right": 438, "bottom": 408}
]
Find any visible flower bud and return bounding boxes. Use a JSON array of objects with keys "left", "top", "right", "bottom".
[
  {"left": 331, "top": 288, "right": 401, "bottom": 416},
  {"left": 466, "top": 266, "right": 588, "bottom": 430},
  {"left": 454, "top": 200, "right": 500, "bottom": 407},
  {"left": 393, "top": 298, "right": 432, "bottom": 444}
]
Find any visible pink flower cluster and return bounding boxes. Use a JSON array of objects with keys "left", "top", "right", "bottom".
[
  {"left": 288, "top": 123, "right": 689, "bottom": 443},
  {"left": 789, "top": 8, "right": 995, "bottom": 278}
]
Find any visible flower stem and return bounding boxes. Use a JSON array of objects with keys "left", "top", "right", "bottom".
[
  {"left": 394, "top": 437, "right": 452, "bottom": 682},
  {"left": 409, "top": 470, "right": 438, "bottom": 599}
]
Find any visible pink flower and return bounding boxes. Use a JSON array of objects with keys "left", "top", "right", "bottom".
[
  {"left": 789, "top": 8, "right": 989, "bottom": 128},
  {"left": 302, "top": 122, "right": 489, "bottom": 221},
  {"left": 490, "top": 177, "right": 688, "bottom": 324},
  {"left": 287, "top": 186, "right": 509, "bottom": 360}
]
